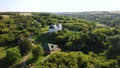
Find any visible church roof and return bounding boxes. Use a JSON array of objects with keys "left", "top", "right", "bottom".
[{"left": 42, "top": 43, "right": 58, "bottom": 51}]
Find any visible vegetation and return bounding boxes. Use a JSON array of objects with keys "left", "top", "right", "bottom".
[
  {"left": 39, "top": 52, "right": 118, "bottom": 68},
  {"left": 54, "top": 11, "right": 120, "bottom": 27},
  {"left": 18, "top": 38, "right": 33, "bottom": 55},
  {"left": 32, "top": 45, "right": 44, "bottom": 59},
  {"left": 0, "top": 12, "right": 120, "bottom": 68},
  {"left": 5, "top": 47, "right": 21, "bottom": 67}
]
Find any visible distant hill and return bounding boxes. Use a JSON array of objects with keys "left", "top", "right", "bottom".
[{"left": 53, "top": 11, "right": 120, "bottom": 27}]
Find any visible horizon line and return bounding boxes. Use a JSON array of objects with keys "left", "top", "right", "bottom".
[{"left": 0, "top": 10, "right": 120, "bottom": 13}]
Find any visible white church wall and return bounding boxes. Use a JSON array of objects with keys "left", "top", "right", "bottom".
[{"left": 48, "top": 23, "right": 62, "bottom": 33}]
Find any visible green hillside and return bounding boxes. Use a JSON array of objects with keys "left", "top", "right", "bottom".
[
  {"left": 54, "top": 11, "right": 120, "bottom": 27},
  {"left": 0, "top": 12, "right": 120, "bottom": 68}
]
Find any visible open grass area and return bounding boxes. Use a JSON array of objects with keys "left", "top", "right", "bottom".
[
  {"left": 0, "top": 15, "right": 10, "bottom": 19},
  {"left": 19, "top": 13, "right": 32, "bottom": 16},
  {"left": 26, "top": 54, "right": 45, "bottom": 66},
  {"left": 9, "top": 57, "right": 24, "bottom": 68}
]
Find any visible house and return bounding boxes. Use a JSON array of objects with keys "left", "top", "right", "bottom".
[
  {"left": 48, "top": 23, "right": 62, "bottom": 32},
  {"left": 42, "top": 43, "right": 61, "bottom": 54}
]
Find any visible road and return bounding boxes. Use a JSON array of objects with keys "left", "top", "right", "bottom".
[
  {"left": 41, "top": 54, "right": 50, "bottom": 62},
  {"left": 20, "top": 53, "right": 31, "bottom": 68}
]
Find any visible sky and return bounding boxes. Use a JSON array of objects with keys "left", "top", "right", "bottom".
[{"left": 0, "top": 0, "right": 120, "bottom": 12}]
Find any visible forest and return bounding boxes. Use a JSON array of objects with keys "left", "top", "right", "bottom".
[{"left": 0, "top": 12, "right": 120, "bottom": 68}]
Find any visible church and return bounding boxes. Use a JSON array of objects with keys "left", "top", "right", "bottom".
[{"left": 48, "top": 23, "right": 62, "bottom": 32}]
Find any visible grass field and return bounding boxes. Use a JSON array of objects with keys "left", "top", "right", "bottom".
[
  {"left": 1, "top": 15, "right": 10, "bottom": 19},
  {"left": 19, "top": 12, "right": 32, "bottom": 16},
  {"left": 26, "top": 54, "right": 45, "bottom": 66}
]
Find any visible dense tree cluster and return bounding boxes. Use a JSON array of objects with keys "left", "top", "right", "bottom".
[
  {"left": 0, "top": 13, "right": 41, "bottom": 67},
  {"left": 38, "top": 52, "right": 118, "bottom": 68},
  {"left": 37, "top": 27, "right": 120, "bottom": 53},
  {"left": 5, "top": 47, "right": 21, "bottom": 66},
  {"left": 34, "top": 13, "right": 120, "bottom": 67}
]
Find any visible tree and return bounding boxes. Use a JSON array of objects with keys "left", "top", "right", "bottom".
[
  {"left": 0, "top": 16, "right": 3, "bottom": 19},
  {"left": 19, "top": 38, "right": 33, "bottom": 55},
  {"left": 108, "top": 35, "right": 120, "bottom": 58},
  {"left": 32, "top": 45, "right": 44, "bottom": 59},
  {"left": 41, "top": 21, "right": 46, "bottom": 27},
  {"left": 5, "top": 47, "right": 21, "bottom": 65}
]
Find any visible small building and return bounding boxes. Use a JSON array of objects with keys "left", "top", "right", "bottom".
[
  {"left": 48, "top": 23, "right": 62, "bottom": 32},
  {"left": 42, "top": 43, "right": 61, "bottom": 54}
]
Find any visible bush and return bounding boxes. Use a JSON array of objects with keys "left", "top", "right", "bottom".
[
  {"left": 32, "top": 45, "right": 44, "bottom": 59},
  {"left": 5, "top": 47, "right": 21, "bottom": 65}
]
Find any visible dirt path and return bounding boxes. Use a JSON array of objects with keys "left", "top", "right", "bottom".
[
  {"left": 20, "top": 53, "right": 31, "bottom": 68},
  {"left": 41, "top": 55, "right": 50, "bottom": 62}
]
